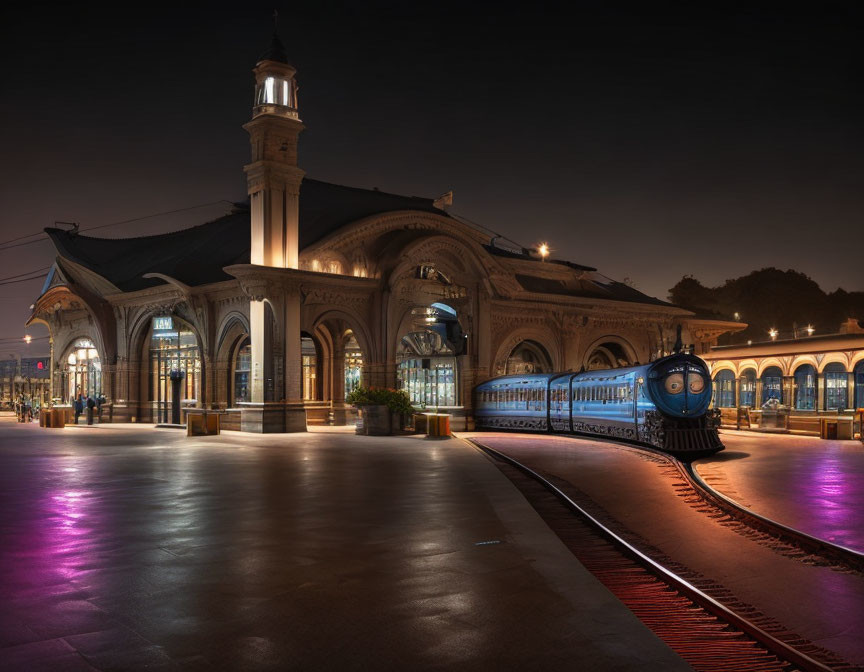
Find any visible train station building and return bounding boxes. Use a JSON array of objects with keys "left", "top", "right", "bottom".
[
  {"left": 27, "top": 35, "right": 742, "bottom": 431},
  {"left": 703, "top": 318, "right": 864, "bottom": 435}
]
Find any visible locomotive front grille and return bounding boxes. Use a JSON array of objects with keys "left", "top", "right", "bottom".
[{"left": 662, "top": 416, "right": 724, "bottom": 458}]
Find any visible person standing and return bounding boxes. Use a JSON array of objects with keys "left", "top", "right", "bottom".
[
  {"left": 86, "top": 395, "right": 96, "bottom": 425},
  {"left": 74, "top": 393, "right": 84, "bottom": 425}
]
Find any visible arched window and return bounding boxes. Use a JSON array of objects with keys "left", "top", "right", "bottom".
[
  {"left": 63, "top": 338, "right": 101, "bottom": 402},
  {"left": 397, "top": 304, "right": 459, "bottom": 408},
  {"left": 824, "top": 363, "right": 848, "bottom": 411},
  {"left": 233, "top": 338, "right": 251, "bottom": 405},
  {"left": 586, "top": 342, "right": 632, "bottom": 370},
  {"left": 713, "top": 370, "right": 736, "bottom": 408},
  {"left": 855, "top": 361, "right": 864, "bottom": 410},
  {"left": 794, "top": 364, "right": 816, "bottom": 410},
  {"left": 301, "top": 334, "right": 318, "bottom": 401},
  {"left": 739, "top": 369, "right": 756, "bottom": 407},
  {"left": 506, "top": 340, "right": 553, "bottom": 374},
  {"left": 344, "top": 331, "right": 363, "bottom": 400},
  {"left": 149, "top": 316, "right": 201, "bottom": 424},
  {"left": 761, "top": 366, "right": 783, "bottom": 405}
]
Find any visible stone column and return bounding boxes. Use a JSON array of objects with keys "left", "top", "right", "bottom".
[
  {"left": 817, "top": 374, "right": 826, "bottom": 411},
  {"left": 282, "top": 288, "right": 307, "bottom": 431},
  {"left": 755, "top": 380, "right": 763, "bottom": 408},
  {"left": 782, "top": 376, "right": 794, "bottom": 407}
]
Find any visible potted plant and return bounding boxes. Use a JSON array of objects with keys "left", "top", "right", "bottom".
[{"left": 347, "top": 386, "right": 413, "bottom": 435}]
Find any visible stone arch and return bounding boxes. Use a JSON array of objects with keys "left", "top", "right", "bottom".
[
  {"left": 215, "top": 311, "right": 250, "bottom": 358},
  {"left": 493, "top": 328, "right": 561, "bottom": 376},
  {"left": 708, "top": 361, "right": 737, "bottom": 377},
  {"left": 214, "top": 312, "right": 251, "bottom": 408},
  {"left": 309, "top": 307, "right": 375, "bottom": 365},
  {"left": 757, "top": 357, "right": 788, "bottom": 377},
  {"left": 817, "top": 353, "right": 851, "bottom": 373},
  {"left": 133, "top": 310, "right": 207, "bottom": 421},
  {"left": 582, "top": 335, "right": 637, "bottom": 370},
  {"left": 505, "top": 340, "right": 554, "bottom": 375},
  {"left": 310, "top": 211, "right": 496, "bottom": 280},
  {"left": 789, "top": 354, "right": 819, "bottom": 374},
  {"left": 56, "top": 333, "right": 106, "bottom": 402}
]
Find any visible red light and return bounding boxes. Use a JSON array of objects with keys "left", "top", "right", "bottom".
[{"left": 37, "top": 361, "right": 44, "bottom": 370}]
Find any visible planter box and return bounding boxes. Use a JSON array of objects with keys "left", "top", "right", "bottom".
[{"left": 356, "top": 404, "right": 391, "bottom": 435}]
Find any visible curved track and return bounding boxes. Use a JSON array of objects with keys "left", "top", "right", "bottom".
[
  {"left": 679, "top": 461, "right": 864, "bottom": 574},
  {"left": 466, "top": 436, "right": 862, "bottom": 672}
]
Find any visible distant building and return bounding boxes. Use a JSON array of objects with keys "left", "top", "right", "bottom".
[
  {"left": 28, "top": 34, "right": 741, "bottom": 430},
  {"left": 703, "top": 319, "right": 864, "bottom": 435},
  {"left": 0, "top": 356, "right": 49, "bottom": 405}
]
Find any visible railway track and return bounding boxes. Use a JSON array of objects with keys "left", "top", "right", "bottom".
[
  {"left": 467, "top": 437, "right": 861, "bottom": 672},
  {"left": 679, "top": 460, "right": 864, "bottom": 574}
]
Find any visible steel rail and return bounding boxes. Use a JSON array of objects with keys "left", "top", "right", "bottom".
[
  {"left": 465, "top": 437, "right": 837, "bottom": 672},
  {"left": 680, "top": 460, "right": 864, "bottom": 573}
]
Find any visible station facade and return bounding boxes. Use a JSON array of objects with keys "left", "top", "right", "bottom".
[
  {"left": 27, "top": 35, "right": 741, "bottom": 431},
  {"left": 703, "top": 319, "right": 864, "bottom": 434}
]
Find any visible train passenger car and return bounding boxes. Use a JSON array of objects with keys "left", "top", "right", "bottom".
[
  {"left": 474, "top": 373, "right": 556, "bottom": 431},
  {"left": 474, "top": 354, "right": 722, "bottom": 458}
]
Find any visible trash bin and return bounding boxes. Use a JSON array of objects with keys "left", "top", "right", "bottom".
[
  {"left": 186, "top": 410, "right": 221, "bottom": 436},
  {"left": 426, "top": 413, "right": 451, "bottom": 438}
]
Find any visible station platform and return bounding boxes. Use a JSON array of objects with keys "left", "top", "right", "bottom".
[
  {"left": 0, "top": 420, "right": 689, "bottom": 671},
  {"left": 694, "top": 430, "right": 864, "bottom": 553},
  {"left": 462, "top": 431, "right": 864, "bottom": 666}
]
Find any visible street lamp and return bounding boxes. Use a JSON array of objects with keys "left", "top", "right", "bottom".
[
  {"left": 537, "top": 243, "right": 549, "bottom": 261},
  {"left": 806, "top": 324, "right": 814, "bottom": 336},
  {"left": 769, "top": 328, "right": 778, "bottom": 341},
  {"left": 23, "top": 335, "right": 31, "bottom": 345}
]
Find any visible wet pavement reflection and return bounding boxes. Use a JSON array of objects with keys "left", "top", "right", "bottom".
[
  {"left": 0, "top": 419, "right": 690, "bottom": 671},
  {"left": 696, "top": 432, "right": 864, "bottom": 552}
]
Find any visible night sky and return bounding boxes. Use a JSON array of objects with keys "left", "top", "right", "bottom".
[{"left": 2, "top": 4, "right": 863, "bottom": 357}]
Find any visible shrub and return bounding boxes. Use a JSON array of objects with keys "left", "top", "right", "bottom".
[{"left": 346, "top": 386, "right": 414, "bottom": 415}]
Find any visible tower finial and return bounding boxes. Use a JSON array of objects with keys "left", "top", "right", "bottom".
[{"left": 273, "top": 8, "right": 278, "bottom": 31}]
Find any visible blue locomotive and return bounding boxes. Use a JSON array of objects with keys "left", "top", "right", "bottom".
[{"left": 474, "top": 353, "right": 723, "bottom": 458}]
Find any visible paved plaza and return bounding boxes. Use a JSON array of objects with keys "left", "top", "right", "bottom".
[
  {"left": 695, "top": 430, "right": 864, "bottom": 553},
  {"left": 0, "top": 418, "right": 688, "bottom": 671}
]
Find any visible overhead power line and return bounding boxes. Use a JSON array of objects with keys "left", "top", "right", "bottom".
[
  {"left": 0, "top": 274, "right": 48, "bottom": 287},
  {"left": 0, "top": 267, "right": 50, "bottom": 283}
]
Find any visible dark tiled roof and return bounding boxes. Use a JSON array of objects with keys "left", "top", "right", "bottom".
[
  {"left": 483, "top": 244, "right": 597, "bottom": 272},
  {"left": 259, "top": 33, "right": 290, "bottom": 64},
  {"left": 46, "top": 178, "right": 446, "bottom": 292},
  {"left": 514, "top": 273, "right": 673, "bottom": 306}
]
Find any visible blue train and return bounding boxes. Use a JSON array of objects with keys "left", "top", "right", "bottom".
[{"left": 474, "top": 353, "right": 723, "bottom": 458}]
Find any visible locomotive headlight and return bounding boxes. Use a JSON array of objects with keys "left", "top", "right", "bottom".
[
  {"left": 665, "top": 373, "right": 684, "bottom": 394},
  {"left": 688, "top": 373, "right": 705, "bottom": 394}
]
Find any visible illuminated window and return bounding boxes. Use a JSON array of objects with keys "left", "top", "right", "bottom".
[
  {"left": 794, "top": 364, "right": 816, "bottom": 410},
  {"left": 739, "top": 369, "right": 756, "bottom": 407},
  {"left": 713, "top": 370, "right": 735, "bottom": 408},
  {"left": 255, "top": 75, "right": 297, "bottom": 109},
  {"left": 149, "top": 317, "right": 201, "bottom": 423},
  {"left": 63, "top": 338, "right": 101, "bottom": 402},
  {"left": 344, "top": 331, "right": 363, "bottom": 399},
  {"left": 760, "top": 366, "right": 783, "bottom": 405},
  {"left": 856, "top": 361, "right": 864, "bottom": 410},
  {"left": 824, "top": 363, "right": 848, "bottom": 411},
  {"left": 233, "top": 339, "right": 251, "bottom": 405},
  {"left": 301, "top": 336, "right": 317, "bottom": 401}
]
